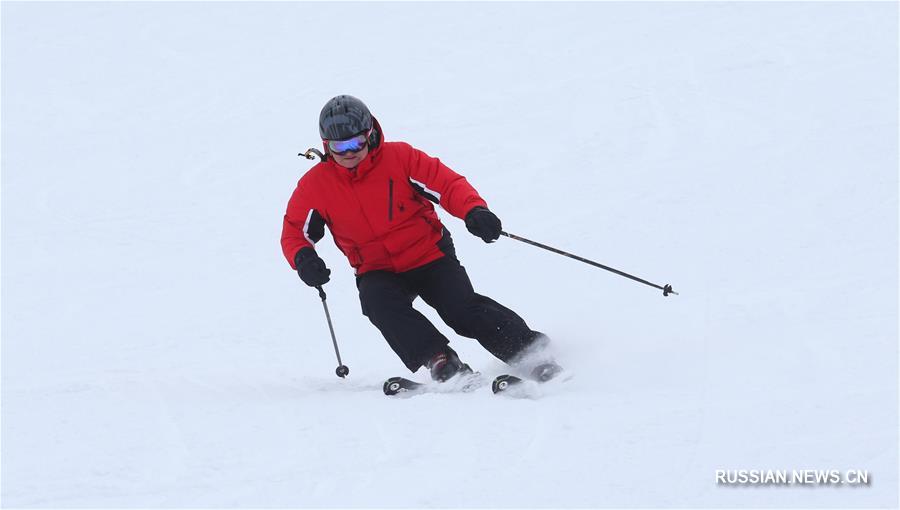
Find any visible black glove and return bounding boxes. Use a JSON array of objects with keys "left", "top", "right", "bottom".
[
  {"left": 465, "top": 206, "right": 502, "bottom": 243},
  {"left": 294, "top": 247, "right": 331, "bottom": 287}
]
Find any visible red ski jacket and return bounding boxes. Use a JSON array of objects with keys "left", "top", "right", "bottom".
[{"left": 281, "top": 125, "right": 488, "bottom": 275}]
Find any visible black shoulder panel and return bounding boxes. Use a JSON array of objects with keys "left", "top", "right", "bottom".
[
  {"left": 408, "top": 179, "right": 440, "bottom": 204},
  {"left": 307, "top": 209, "right": 327, "bottom": 243}
]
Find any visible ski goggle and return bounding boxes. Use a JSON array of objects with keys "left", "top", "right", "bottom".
[{"left": 326, "top": 131, "right": 370, "bottom": 155}]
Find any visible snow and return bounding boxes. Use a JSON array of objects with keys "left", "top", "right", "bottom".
[{"left": 1, "top": 1, "right": 897, "bottom": 508}]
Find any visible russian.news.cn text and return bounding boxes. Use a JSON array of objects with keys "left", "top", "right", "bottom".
[{"left": 716, "top": 470, "right": 871, "bottom": 487}]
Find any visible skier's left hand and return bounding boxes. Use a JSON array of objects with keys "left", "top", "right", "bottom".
[{"left": 465, "top": 207, "right": 502, "bottom": 243}]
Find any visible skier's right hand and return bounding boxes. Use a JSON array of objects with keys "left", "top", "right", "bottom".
[{"left": 294, "top": 247, "right": 331, "bottom": 287}]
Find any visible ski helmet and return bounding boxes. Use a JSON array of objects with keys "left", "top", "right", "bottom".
[{"left": 319, "top": 95, "right": 373, "bottom": 141}]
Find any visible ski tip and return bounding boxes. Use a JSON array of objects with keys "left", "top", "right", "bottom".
[
  {"left": 383, "top": 377, "right": 406, "bottom": 396},
  {"left": 491, "top": 374, "right": 523, "bottom": 394},
  {"left": 383, "top": 376, "right": 424, "bottom": 396}
]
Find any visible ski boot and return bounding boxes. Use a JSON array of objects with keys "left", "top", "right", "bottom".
[
  {"left": 530, "top": 361, "right": 563, "bottom": 382},
  {"left": 425, "top": 346, "right": 472, "bottom": 382}
]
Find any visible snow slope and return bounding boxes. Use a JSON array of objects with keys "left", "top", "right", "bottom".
[{"left": 2, "top": 2, "right": 897, "bottom": 508}]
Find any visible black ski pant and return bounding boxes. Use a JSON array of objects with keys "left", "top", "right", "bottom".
[{"left": 356, "top": 233, "right": 544, "bottom": 372}]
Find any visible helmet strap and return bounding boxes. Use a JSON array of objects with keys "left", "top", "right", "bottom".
[{"left": 367, "top": 126, "right": 380, "bottom": 151}]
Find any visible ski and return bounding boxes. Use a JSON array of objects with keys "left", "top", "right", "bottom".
[
  {"left": 383, "top": 376, "right": 425, "bottom": 396},
  {"left": 491, "top": 362, "right": 564, "bottom": 395},
  {"left": 491, "top": 374, "right": 525, "bottom": 394},
  {"left": 383, "top": 372, "right": 485, "bottom": 396}
]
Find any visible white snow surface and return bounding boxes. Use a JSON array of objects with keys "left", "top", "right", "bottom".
[{"left": 1, "top": 2, "right": 897, "bottom": 508}]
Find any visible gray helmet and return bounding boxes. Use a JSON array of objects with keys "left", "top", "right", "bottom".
[{"left": 318, "top": 95, "right": 373, "bottom": 140}]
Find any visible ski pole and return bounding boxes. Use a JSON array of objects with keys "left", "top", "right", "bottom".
[
  {"left": 315, "top": 285, "right": 350, "bottom": 378},
  {"left": 499, "top": 231, "right": 678, "bottom": 297}
]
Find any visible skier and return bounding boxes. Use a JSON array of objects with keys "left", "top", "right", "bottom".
[{"left": 282, "top": 95, "right": 558, "bottom": 383}]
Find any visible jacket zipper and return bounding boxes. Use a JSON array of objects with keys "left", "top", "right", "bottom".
[{"left": 388, "top": 179, "right": 394, "bottom": 221}]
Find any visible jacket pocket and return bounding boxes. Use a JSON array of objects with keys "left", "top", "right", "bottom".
[{"left": 388, "top": 179, "right": 394, "bottom": 222}]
